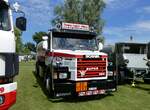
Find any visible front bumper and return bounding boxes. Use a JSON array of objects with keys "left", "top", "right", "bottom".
[
  {"left": 53, "top": 80, "right": 116, "bottom": 97},
  {"left": 0, "top": 82, "right": 17, "bottom": 110}
]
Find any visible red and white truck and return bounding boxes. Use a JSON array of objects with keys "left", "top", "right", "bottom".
[
  {"left": 36, "top": 22, "right": 116, "bottom": 97},
  {"left": 0, "top": 0, "right": 26, "bottom": 109}
]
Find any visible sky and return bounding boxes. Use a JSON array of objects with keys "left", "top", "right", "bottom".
[{"left": 10, "top": 0, "right": 150, "bottom": 45}]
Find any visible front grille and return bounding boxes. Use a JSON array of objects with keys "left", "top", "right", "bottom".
[{"left": 77, "top": 58, "right": 107, "bottom": 78}]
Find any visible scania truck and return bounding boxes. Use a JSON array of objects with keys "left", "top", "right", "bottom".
[
  {"left": 36, "top": 22, "right": 116, "bottom": 98},
  {"left": 0, "top": 0, "right": 26, "bottom": 109}
]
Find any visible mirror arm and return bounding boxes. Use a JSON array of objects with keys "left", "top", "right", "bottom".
[
  {"left": 12, "top": 9, "right": 25, "bottom": 17},
  {"left": 9, "top": 4, "right": 25, "bottom": 17},
  {"left": 17, "top": 10, "right": 25, "bottom": 17}
]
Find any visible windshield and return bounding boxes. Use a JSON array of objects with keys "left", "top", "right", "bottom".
[
  {"left": 52, "top": 33, "right": 98, "bottom": 51},
  {"left": 0, "top": 5, "right": 11, "bottom": 31},
  {"left": 119, "top": 44, "right": 147, "bottom": 54}
]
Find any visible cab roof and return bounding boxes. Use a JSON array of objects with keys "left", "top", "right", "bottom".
[
  {"left": 50, "top": 29, "right": 97, "bottom": 38},
  {"left": 116, "top": 42, "right": 147, "bottom": 45}
]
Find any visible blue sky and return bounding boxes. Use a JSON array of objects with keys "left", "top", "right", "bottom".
[{"left": 10, "top": 0, "right": 150, "bottom": 44}]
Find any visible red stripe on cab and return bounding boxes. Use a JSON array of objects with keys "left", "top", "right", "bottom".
[{"left": 46, "top": 52, "right": 83, "bottom": 58}]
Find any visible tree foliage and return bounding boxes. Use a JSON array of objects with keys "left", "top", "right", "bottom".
[
  {"left": 14, "top": 27, "right": 23, "bottom": 53},
  {"left": 24, "top": 42, "right": 36, "bottom": 52},
  {"left": 32, "top": 32, "right": 47, "bottom": 44},
  {"left": 22, "top": 47, "right": 30, "bottom": 55},
  {"left": 53, "top": 0, "right": 105, "bottom": 34}
]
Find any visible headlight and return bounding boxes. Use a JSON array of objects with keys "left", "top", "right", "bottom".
[
  {"left": 59, "top": 73, "right": 68, "bottom": 79},
  {"left": 0, "top": 96, "right": 4, "bottom": 105}
]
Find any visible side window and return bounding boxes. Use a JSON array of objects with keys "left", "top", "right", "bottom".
[{"left": 0, "top": 5, "right": 11, "bottom": 31}]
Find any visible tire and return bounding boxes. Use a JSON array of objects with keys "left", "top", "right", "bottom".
[
  {"left": 143, "top": 73, "right": 150, "bottom": 84},
  {"left": 119, "top": 71, "right": 125, "bottom": 84},
  {"left": 44, "top": 68, "right": 54, "bottom": 98},
  {"left": 35, "top": 62, "right": 40, "bottom": 77},
  {"left": 144, "top": 79, "right": 150, "bottom": 84}
]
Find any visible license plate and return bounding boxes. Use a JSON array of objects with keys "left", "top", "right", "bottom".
[
  {"left": 89, "top": 87, "right": 97, "bottom": 91},
  {"left": 78, "top": 89, "right": 105, "bottom": 96}
]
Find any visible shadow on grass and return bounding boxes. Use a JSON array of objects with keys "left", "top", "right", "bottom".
[
  {"left": 136, "top": 86, "right": 150, "bottom": 91},
  {"left": 134, "top": 85, "right": 150, "bottom": 94},
  {"left": 49, "top": 94, "right": 114, "bottom": 103},
  {"left": 32, "top": 71, "right": 114, "bottom": 103},
  {"left": 32, "top": 71, "right": 50, "bottom": 99},
  {"left": 125, "top": 81, "right": 150, "bottom": 94}
]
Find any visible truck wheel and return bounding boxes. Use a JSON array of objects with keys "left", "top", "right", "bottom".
[
  {"left": 144, "top": 79, "right": 150, "bottom": 84},
  {"left": 35, "top": 62, "right": 40, "bottom": 77},
  {"left": 119, "top": 71, "right": 125, "bottom": 84},
  {"left": 143, "top": 73, "right": 150, "bottom": 84},
  {"left": 46, "top": 76, "right": 54, "bottom": 97},
  {"left": 44, "top": 70, "right": 54, "bottom": 98}
]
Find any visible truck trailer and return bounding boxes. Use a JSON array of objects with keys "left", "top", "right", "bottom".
[
  {"left": 147, "top": 42, "right": 150, "bottom": 61},
  {"left": 143, "top": 42, "right": 150, "bottom": 83},
  {"left": 0, "top": 0, "right": 26, "bottom": 109},
  {"left": 115, "top": 42, "right": 150, "bottom": 83},
  {"left": 35, "top": 22, "right": 116, "bottom": 98}
]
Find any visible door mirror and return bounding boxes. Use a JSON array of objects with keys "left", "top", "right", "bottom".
[
  {"left": 16, "top": 17, "right": 27, "bottom": 31},
  {"left": 98, "top": 42, "right": 103, "bottom": 51},
  {"left": 42, "top": 36, "right": 48, "bottom": 50}
]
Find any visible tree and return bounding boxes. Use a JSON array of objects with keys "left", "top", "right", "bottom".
[
  {"left": 53, "top": 0, "right": 105, "bottom": 34},
  {"left": 14, "top": 27, "right": 23, "bottom": 53},
  {"left": 32, "top": 32, "right": 47, "bottom": 44},
  {"left": 22, "top": 47, "right": 30, "bottom": 55},
  {"left": 82, "top": 0, "right": 105, "bottom": 34},
  {"left": 24, "top": 42, "right": 36, "bottom": 52}
]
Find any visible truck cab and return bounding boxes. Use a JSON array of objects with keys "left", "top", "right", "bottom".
[
  {"left": 101, "top": 45, "right": 116, "bottom": 80},
  {"left": 0, "top": 0, "right": 26, "bottom": 109},
  {"left": 36, "top": 22, "right": 116, "bottom": 97},
  {"left": 115, "top": 42, "right": 150, "bottom": 83}
]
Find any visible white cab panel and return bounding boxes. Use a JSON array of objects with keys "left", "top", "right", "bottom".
[
  {"left": 0, "top": 55, "right": 5, "bottom": 76},
  {"left": 0, "top": 30, "right": 15, "bottom": 53}
]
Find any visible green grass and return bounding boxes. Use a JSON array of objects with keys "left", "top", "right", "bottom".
[{"left": 10, "top": 61, "right": 150, "bottom": 110}]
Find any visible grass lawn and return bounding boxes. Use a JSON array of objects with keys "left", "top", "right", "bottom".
[{"left": 10, "top": 61, "right": 150, "bottom": 110}]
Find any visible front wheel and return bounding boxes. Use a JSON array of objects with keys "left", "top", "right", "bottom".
[
  {"left": 144, "top": 79, "right": 150, "bottom": 84},
  {"left": 143, "top": 73, "right": 150, "bottom": 84},
  {"left": 119, "top": 71, "right": 125, "bottom": 84},
  {"left": 44, "top": 69, "right": 54, "bottom": 98},
  {"left": 35, "top": 62, "right": 40, "bottom": 77}
]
